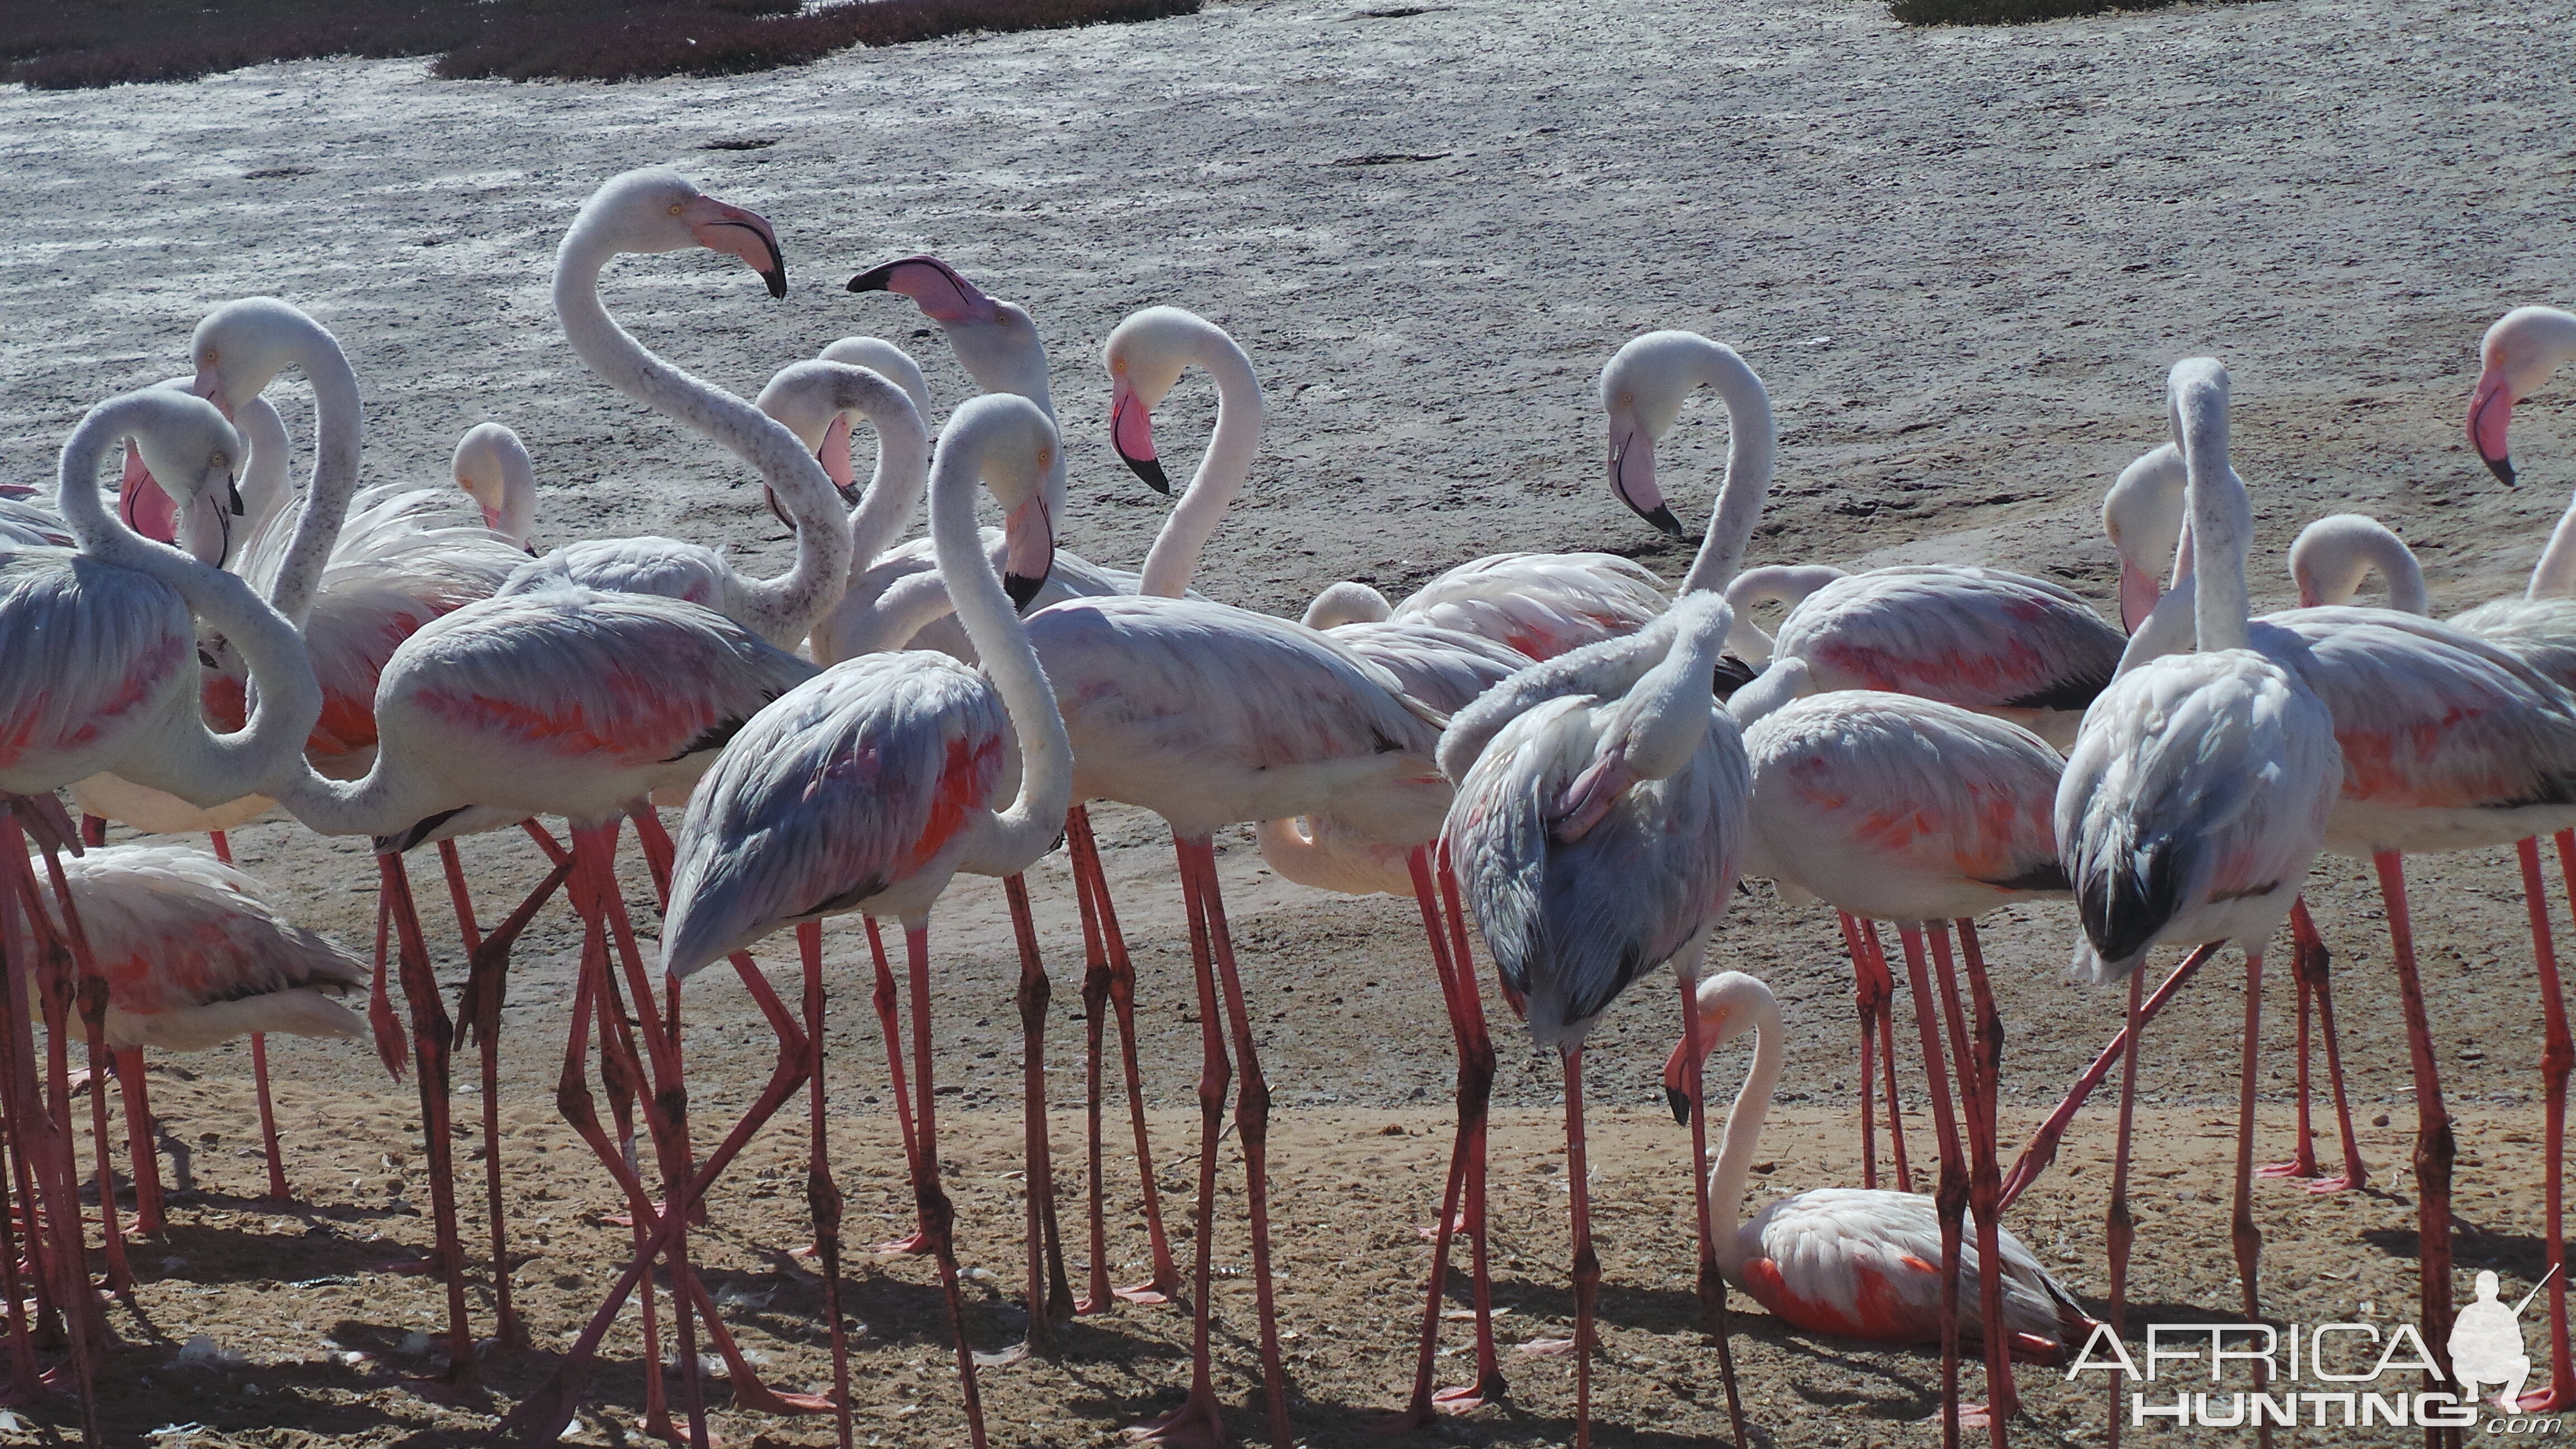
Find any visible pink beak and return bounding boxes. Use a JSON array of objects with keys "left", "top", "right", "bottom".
[
  {"left": 846, "top": 255, "right": 1000, "bottom": 326},
  {"left": 1608, "top": 408, "right": 1683, "bottom": 538},
  {"left": 2118, "top": 561, "right": 2163, "bottom": 633},
  {"left": 818, "top": 413, "right": 858, "bottom": 501},
  {"left": 119, "top": 442, "right": 180, "bottom": 544},
  {"left": 1111, "top": 378, "right": 1167, "bottom": 494},
  {"left": 684, "top": 195, "right": 788, "bottom": 298},
  {"left": 2469, "top": 367, "right": 2518, "bottom": 485},
  {"left": 1002, "top": 496, "right": 1055, "bottom": 612}
]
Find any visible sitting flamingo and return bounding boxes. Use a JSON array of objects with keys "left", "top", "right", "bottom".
[{"left": 1664, "top": 971, "right": 2094, "bottom": 1361}]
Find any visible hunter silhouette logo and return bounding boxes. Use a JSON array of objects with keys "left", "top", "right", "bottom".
[{"left": 2451, "top": 1267, "right": 2557, "bottom": 1414}]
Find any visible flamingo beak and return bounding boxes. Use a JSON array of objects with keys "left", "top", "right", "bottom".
[
  {"left": 1002, "top": 496, "right": 1055, "bottom": 612},
  {"left": 1660, "top": 1035, "right": 1696, "bottom": 1125},
  {"left": 818, "top": 413, "right": 860, "bottom": 504},
  {"left": 845, "top": 255, "right": 997, "bottom": 325},
  {"left": 685, "top": 196, "right": 788, "bottom": 299},
  {"left": 1111, "top": 376, "right": 1168, "bottom": 494},
  {"left": 2118, "top": 561, "right": 2163, "bottom": 634},
  {"left": 763, "top": 485, "right": 795, "bottom": 531},
  {"left": 119, "top": 443, "right": 181, "bottom": 544},
  {"left": 1608, "top": 407, "right": 1683, "bottom": 538},
  {"left": 2470, "top": 367, "right": 2518, "bottom": 486}
]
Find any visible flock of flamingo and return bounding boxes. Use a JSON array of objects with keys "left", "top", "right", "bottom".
[{"left": 2, "top": 162, "right": 2574, "bottom": 1448}]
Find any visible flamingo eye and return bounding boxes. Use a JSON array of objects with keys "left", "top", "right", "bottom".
[
  {"left": 669, "top": 203, "right": 684, "bottom": 216},
  {"left": 201, "top": 350, "right": 218, "bottom": 367},
  {"left": 1037, "top": 447, "right": 1054, "bottom": 470},
  {"left": 210, "top": 451, "right": 228, "bottom": 469}
]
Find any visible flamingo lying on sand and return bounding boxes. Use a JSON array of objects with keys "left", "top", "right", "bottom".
[
  {"left": 1665, "top": 970, "right": 2093, "bottom": 1362},
  {"left": 658, "top": 393, "right": 1072, "bottom": 1449},
  {"left": 1443, "top": 589, "right": 1750, "bottom": 1449},
  {"left": 453, "top": 423, "right": 539, "bottom": 553},
  {"left": 18, "top": 842, "right": 371, "bottom": 1237}
]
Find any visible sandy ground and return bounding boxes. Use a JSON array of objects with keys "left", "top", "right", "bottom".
[{"left": 4, "top": 0, "right": 2576, "bottom": 1441}]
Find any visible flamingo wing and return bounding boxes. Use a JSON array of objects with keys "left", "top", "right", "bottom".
[
  {"left": 1774, "top": 567, "right": 2123, "bottom": 716},
  {"left": 1389, "top": 552, "right": 1669, "bottom": 661},
  {"left": 659, "top": 652, "right": 1008, "bottom": 975},
  {"left": 0, "top": 498, "right": 72, "bottom": 547},
  {"left": 1449, "top": 693, "right": 1744, "bottom": 1044},
  {"left": 1745, "top": 692, "right": 2067, "bottom": 918},
  {"left": 501, "top": 535, "right": 733, "bottom": 613},
  {"left": 0, "top": 551, "right": 195, "bottom": 792},
  {"left": 2056, "top": 648, "right": 2340, "bottom": 979},
  {"left": 2452, "top": 596, "right": 2576, "bottom": 694},
  {"left": 1326, "top": 621, "right": 1532, "bottom": 715}
]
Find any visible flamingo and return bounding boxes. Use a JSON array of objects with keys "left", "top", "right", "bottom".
[
  {"left": 2468, "top": 304, "right": 2576, "bottom": 486},
  {"left": 1443, "top": 587, "right": 1749, "bottom": 1449},
  {"left": 453, "top": 422, "right": 540, "bottom": 552},
  {"left": 1, "top": 386, "right": 323, "bottom": 1431},
  {"left": 2045, "top": 360, "right": 2340, "bottom": 1448},
  {"left": 496, "top": 174, "right": 847, "bottom": 652},
  {"left": 1016, "top": 567, "right": 1460, "bottom": 1445},
  {"left": 654, "top": 392, "right": 1072, "bottom": 1449},
  {"left": 1664, "top": 970, "right": 2092, "bottom": 1363},
  {"left": 12, "top": 842, "right": 372, "bottom": 1239},
  {"left": 1726, "top": 666, "right": 2067, "bottom": 1434},
  {"left": 2076, "top": 386, "right": 2576, "bottom": 1406},
  {"left": 261, "top": 171, "right": 830, "bottom": 1437},
  {"left": 1601, "top": 334, "right": 2123, "bottom": 748}
]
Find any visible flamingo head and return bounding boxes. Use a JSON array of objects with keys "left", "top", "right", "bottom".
[
  {"left": 2101, "top": 442, "right": 2186, "bottom": 631},
  {"left": 946, "top": 394, "right": 1061, "bottom": 611},
  {"left": 2470, "top": 306, "right": 2576, "bottom": 487},
  {"left": 847, "top": 256, "right": 1050, "bottom": 399},
  {"left": 1102, "top": 308, "right": 1214, "bottom": 496},
  {"left": 188, "top": 296, "right": 328, "bottom": 420},
  {"left": 452, "top": 422, "right": 537, "bottom": 551},
  {"left": 1301, "top": 580, "right": 1394, "bottom": 629},
  {"left": 1659, "top": 970, "right": 1771, "bottom": 1124},
  {"left": 579, "top": 168, "right": 786, "bottom": 296},
  {"left": 755, "top": 359, "right": 934, "bottom": 520},
  {"left": 1599, "top": 335, "right": 1715, "bottom": 540},
  {"left": 119, "top": 392, "right": 244, "bottom": 562}
]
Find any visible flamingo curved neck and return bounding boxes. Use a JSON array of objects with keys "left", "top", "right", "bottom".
[
  {"left": 1721, "top": 565, "right": 1845, "bottom": 664},
  {"left": 2291, "top": 516, "right": 2427, "bottom": 614},
  {"left": 1707, "top": 997, "right": 1786, "bottom": 1277},
  {"left": 1677, "top": 348, "right": 1779, "bottom": 598},
  {"left": 258, "top": 317, "right": 364, "bottom": 629},
  {"left": 1138, "top": 335, "right": 1264, "bottom": 600},
  {"left": 2531, "top": 493, "right": 2576, "bottom": 601},
  {"left": 931, "top": 425, "right": 1073, "bottom": 870},
  {"left": 844, "top": 403, "right": 932, "bottom": 588},
  {"left": 553, "top": 222, "right": 850, "bottom": 638},
  {"left": 493, "top": 443, "right": 538, "bottom": 547},
  {"left": 58, "top": 400, "right": 321, "bottom": 803},
  {"left": 1613, "top": 594, "right": 1737, "bottom": 782}
]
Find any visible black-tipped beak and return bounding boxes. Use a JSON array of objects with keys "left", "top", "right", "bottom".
[
  {"left": 1642, "top": 502, "right": 1684, "bottom": 539},
  {"left": 1125, "top": 452, "right": 1171, "bottom": 495},
  {"left": 847, "top": 264, "right": 894, "bottom": 293},
  {"left": 1665, "top": 1085, "right": 1694, "bottom": 1125},
  {"left": 227, "top": 479, "right": 244, "bottom": 515},
  {"left": 835, "top": 478, "right": 864, "bottom": 506},
  {"left": 1005, "top": 572, "right": 1046, "bottom": 612},
  {"left": 763, "top": 485, "right": 794, "bottom": 530},
  {"left": 760, "top": 267, "right": 788, "bottom": 300},
  {"left": 2486, "top": 453, "right": 2518, "bottom": 487}
]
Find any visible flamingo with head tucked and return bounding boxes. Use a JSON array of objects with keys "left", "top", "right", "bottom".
[
  {"left": 453, "top": 423, "right": 539, "bottom": 553},
  {"left": 1442, "top": 588, "right": 1749, "bottom": 1449}
]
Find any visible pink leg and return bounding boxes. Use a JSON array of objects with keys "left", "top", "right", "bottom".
[
  {"left": 112, "top": 1046, "right": 164, "bottom": 1234},
  {"left": 365, "top": 888, "right": 408, "bottom": 1082},
  {"left": 76, "top": 991, "right": 132, "bottom": 1296},
  {"left": 2258, "top": 905, "right": 2320, "bottom": 1181},
  {"left": 1949, "top": 920, "right": 2014, "bottom": 1439},
  {"left": 2228, "top": 948, "right": 2271, "bottom": 1448},
  {"left": 249, "top": 1034, "right": 289, "bottom": 1203},
  {"left": 1005, "top": 873, "right": 1076, "bottom": 1348},
  {"left": 1127, "top": 835, "right": 1234, "bottom": 1449},
  {"left": 2525, "top": 833, "right": 2576, "bottom": 1413},
  {"left": 1069, "top": 812, "right": 1119, "bottom": 1315},
  {"left": 798, "top": 923, "right": 857, "bottom": 1449},
  {"left": 2373, "top": 851, "right": 2457, "bottom": 1408},
  {"left": 1862, "top": 920, "right": 1912, "bottom": 1194},
  {"left": 898, "top": 922, "right": 992, "bottom": 1448},
  {"left": 2261, "top": 899, "right": 2368, "bottom": 1193},
  {"left": 381, "top": 852, "right": 477, "bottom": 1390},
  {"left": 1377, "top": 846, "right": 1505, "bottom": 1429},
  {"left": 0, "top": 1066, "right": 41, "bottom": 1407},
  {"left": 1895, "top": 922, "right": 1968, "bottom": 1449},
  {"left": 2104, "top": 968, "right": 2144, "bottom": 1449},
  {"left": 1565, "top": 1043, "right": 1599, "bottom": 1449},
  {"left": 1839, "top": 911, "right": 1883, "bottom": 1191},
  {"left": 1437, "top": 851, "right": 1503, "bottom": 1405},
  {"left": 1679, "top": 954, "right": 1752, "bottom": 1447},
  {"left": 863, "top": 916, "right": 934, "bottom": 1257},
  {"left": 1997, "top": 944, "right": 2221, "bottom": 1212},
  {"left": 1067, "top": 804, "right": 1180, "bottom": 1305}
]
